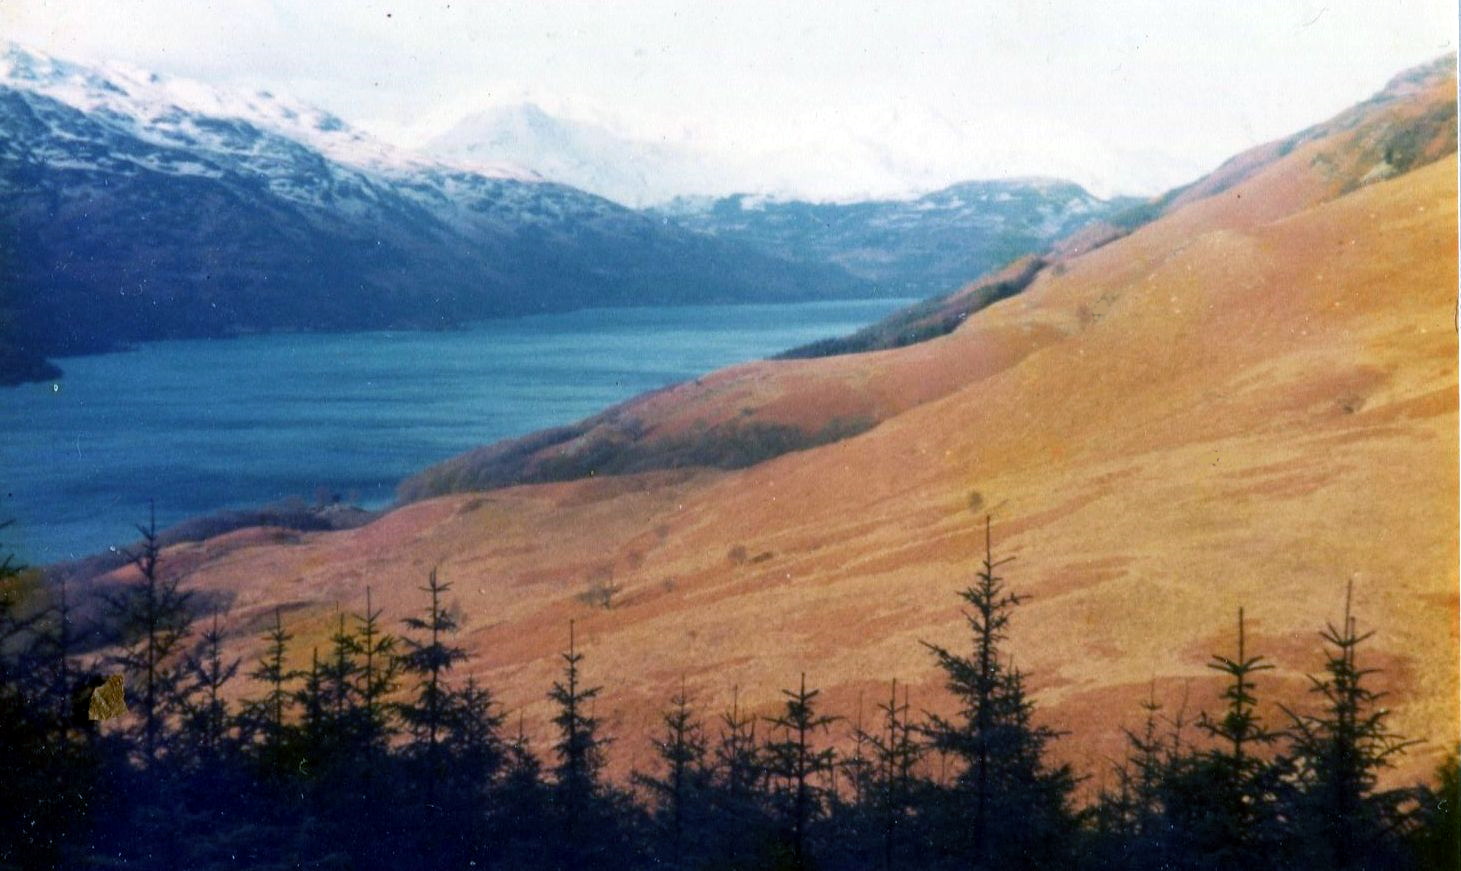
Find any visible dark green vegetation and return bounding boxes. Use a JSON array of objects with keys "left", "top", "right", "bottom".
[
  {"left": 777, "top": 256, "right": 1045, "bottom": 359},
  {"left": 398, "top": 412, "right": 878, "bottom": 502},
  {"left": 45, "top": 496, "right": 377, "bottom": 588},
  {"left": 2, "top": 514, "right": 1455, "bottom": 870}
]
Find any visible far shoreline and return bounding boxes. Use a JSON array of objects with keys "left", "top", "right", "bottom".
[{"left": 1, "top": 292, "right": 914, "bottom": 390}]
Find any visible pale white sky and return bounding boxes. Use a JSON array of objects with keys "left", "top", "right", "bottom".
[{"left": 4, "top": 0, "right": 1456, "bottom": 198}]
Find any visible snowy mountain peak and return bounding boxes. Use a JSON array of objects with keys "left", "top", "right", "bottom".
[
  {"left": 426, "top": 102, "right": 714, "bottom": 208},
  {"left": 0, "top": 42, "right": 536, "bottom": 181}
]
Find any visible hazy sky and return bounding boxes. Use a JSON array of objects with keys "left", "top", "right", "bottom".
[{"left": 5, "top": 0, "right": 1456, "bottom": 198}]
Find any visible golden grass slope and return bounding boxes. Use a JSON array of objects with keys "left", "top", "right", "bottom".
[
  {"left": 400, "top": 56, "right": 1458, "bottom": 505},
  {"left": 119, "top": 62, "right": 1459, "bottom": 786}
]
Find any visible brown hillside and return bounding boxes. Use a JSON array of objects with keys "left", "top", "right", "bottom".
[
  {"left": 108, "top": 64, "right": 1459, "bottom": 787},
  {"left": 400, "top": 55, "right": 1458, "bottom": 503}
]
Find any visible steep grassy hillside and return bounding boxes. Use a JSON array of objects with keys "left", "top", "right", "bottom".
[
  {"left": 90, "top": 59, "right": 1458, "bottom": 786},
  {"left": 401, "top": 57, "right": 1458, "bottom": 504}
]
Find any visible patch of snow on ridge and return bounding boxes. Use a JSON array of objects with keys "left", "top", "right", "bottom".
[{"left": 0, "top": 41, "right": 538, "bottom": 183}]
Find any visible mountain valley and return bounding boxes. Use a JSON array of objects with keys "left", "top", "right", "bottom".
[{"left": 84, "top": 56, "right": 1459, "bottom": 788}]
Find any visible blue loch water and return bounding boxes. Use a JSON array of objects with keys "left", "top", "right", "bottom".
[{"left": 1, "top": 299, "right": 911, "bottom": 564}]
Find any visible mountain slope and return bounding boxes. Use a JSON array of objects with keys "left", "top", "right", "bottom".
[
  {"left": 111, "top": 58, "right": 1458, "bottom": 784},
  {"left": 401, "top": 57, "right": 1459, "bottom": 502},
  {"left": 0, "top": 45, "right": 867, "bottom": 384}
]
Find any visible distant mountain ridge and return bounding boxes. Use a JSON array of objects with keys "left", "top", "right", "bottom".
[
  {"left": 654, "top": 180, "right": 1140, "bottom": 295},
  {"left": 0, "top": 45, "right": 868, "bottom": 384},
  {"left": 429, "top": 102, "right": 1141, "bottom": 294}
]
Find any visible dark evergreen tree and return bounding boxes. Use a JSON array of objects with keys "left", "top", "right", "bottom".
[
  {"left": 1283, "top": 584, "right": 1419, "bottom": 869},
  {"left": 83, "top": 506, "right": 206, "bottom": 866},
  {"left": 446, "top": 676, "right": 506, "bottom": 785},
  {"left": 542, "top": 620, "right": 650, "bottom": 868},
  {"left": 763, "top": 672, "right": 839, "bottom": 869},
  {"left": 430, "top": 672, "right": 507, "bottom": 865},
  {"left": 860, "top": 679, "right": 925, "bottom": 870},
  {"left": 1162, "top": 608, "right": 1289, "bottom": 870},
  {"left": 0, "top": 523, "right": 103, "bottom": 868},
  {"left": 1089, "top": 682, "right": 1193, "bottom": 870},
  {"left": 444, "top": 672, "right": 508, "bottom": 861},
  {"left": 495, "top": 713, "right": 554, "bottom": 865},
  {"left": 714, "top": 685, "right": 766, "bottom": 799},
  {"left": 1408, "top": 749, "right": 1459, "bottom": 871},
  {"left": 295, "top": 646, "right": 327, "bottom": 771},
  {"left": 175, "top": 611, "right": 240, "bottom": 766},
  {"left": 548, "top": 620, "right": 609, "bottom": 852},
  {"left": 1199, "top": 609, "right": 1280, "bottom": 772},
  {"left": 169, "top": 612, "right": 288, "bottom": 871},
  {"left": 820, "top": 691, "right": 877, "bottom": 869},
  {"left": 391, "top": 570, "right": 470, "bottom": 865},
  {"left": 8, "top": 505, "right": 1460, "bottom": 870},
  {"left": 355, "top": 586, "right": 401, "bottom": 755},
  {"left": 840, "top": 691, "right": 875, "bottom": 808},
  {"left": 240, "top": 607, "right": 297, "bottom": 779},
  {"left": 635, "top": 681, "right": 711, "bottom": 867},
  {"left": 294, "top": 604, "right": 371, "bottom": 853},
  {"left": 920, "top": 517, "right": 1076, "bottom": 868},
  {"left": 1122, "top": 687, "right": 1168, "bottom": 827},
  {"left": 398, "top": 569, "right": 468, "bottom": 795},
  {"left": 706, "top": 685, "right": 774, "bottom": 866},
  {"left": 321, "top": 611, "right": 364, "bottom": 739},
  {"left": 104, "top": 505, "right": 194, "bottom": 762}
]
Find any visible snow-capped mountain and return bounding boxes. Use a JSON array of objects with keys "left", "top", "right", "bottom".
[
  {"left": 655, "top": 180, "right": 1141, "bottom": 295},
  {"left": 1, "top": 43, "right": 537, "bottom": 184},
  {"left": 0, "top": 44, "right": 865, "bottom": 384},
  {"left": 426, "top": 99, "right": 1140, "bottom": 294},
  {"left": 426, "top": 103, "right": 721, "bottom": 209}
]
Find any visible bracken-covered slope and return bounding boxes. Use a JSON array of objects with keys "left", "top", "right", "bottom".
[
  {"left": 400, "top": 56, "right": 1459, "bottom": 504},
  {"left": 103, "top": 58, "right": 1458, "bottom": 784}
]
